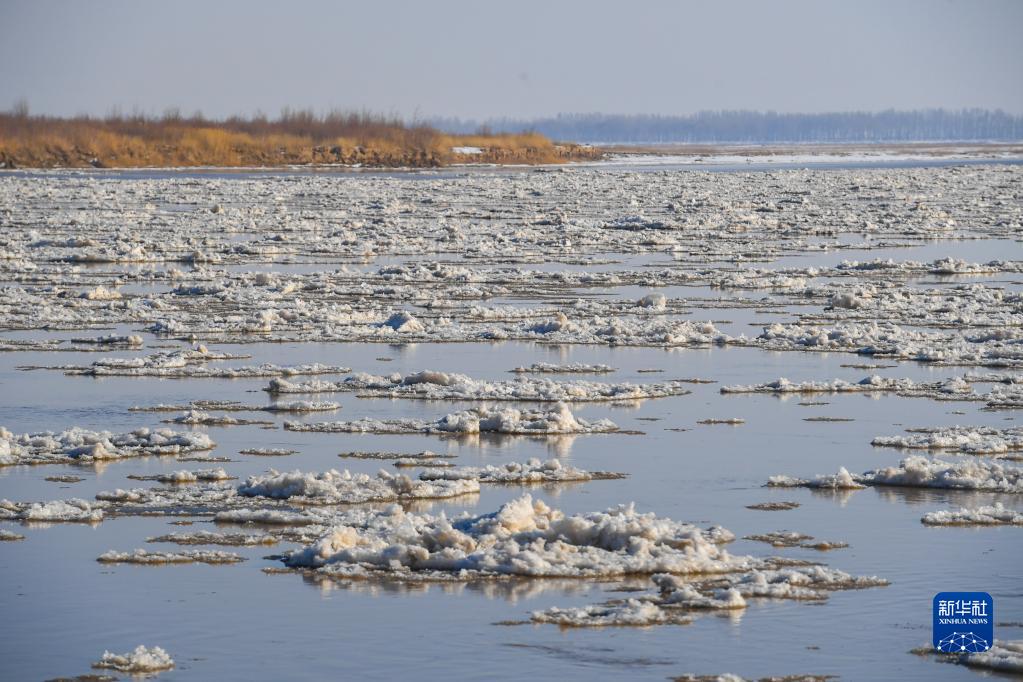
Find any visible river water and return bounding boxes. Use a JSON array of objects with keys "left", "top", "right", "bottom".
[{"left": 0, "top": 158, "right": 1020, "bottom": 681}]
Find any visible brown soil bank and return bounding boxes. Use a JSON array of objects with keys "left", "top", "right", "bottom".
[{"left": 0, "top": 112, "right": 603, "bottom": 169}]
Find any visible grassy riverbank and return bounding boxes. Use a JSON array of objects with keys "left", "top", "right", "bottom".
[{"left": 0, "top": 110, "right": 602, "bottom": 169}]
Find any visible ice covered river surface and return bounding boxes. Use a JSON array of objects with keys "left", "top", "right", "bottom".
[{"left": 1, "top": 158, "right": 1021, "bottom": 681}]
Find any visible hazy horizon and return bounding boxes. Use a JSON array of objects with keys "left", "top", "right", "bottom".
[{"left": 2, "top": 0, "right": 1021, "bottom": 120}]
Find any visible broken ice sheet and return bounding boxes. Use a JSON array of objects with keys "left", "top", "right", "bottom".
[
  {"left": 135, "top": 399, "right": 341, "bottom": 413},
  {"left": 871, "top": 426, "right": 1023, "bottom": 457},
  {"left": 768, "top": 456, "right": 1023, "bottom": 493},
  {"left": 272, "top": 493, "right": 884, "bottom": 622},
  {"left": 147, "top": 530, "right": 278, "bottom": 546},
  {"left": 743, "top": 531, "right": 848, "bottom": 550},
  {"left": 746, "top": 501, "right": 801, "bottom": 511},
  {"left": 44, "top": 474, "right": 84, "bottom": 483},
  {"left": 75, "top": 470, "right": 482, "bottom": 520},
  {"left": 240, "top": 448, "right": 299, "bottom": 457},
  {"left": 0, "top": 498, "right": 104, "bottom": 523},
  {"left": 510, "top": 362, "right": 615, "bottom": 374},
  {"left": 721, "top": 375, "right": 973, "bottom": 396},
  {"left": 163, "top": 410, "right": 275, "bottom": 427},
  {"left": 46, "top": 348, "right": 350, "bottom": 379},
  {"left": 267, "top": 369, "right": 691, "bottom": 402},
  {"left": 530, "top": 599, "right": 695, "bottom": 627},
  {"left": 0, "top": 425, "right": 215, "bottom": 467},
  {"left": 280, "top": 494, "right": 739, "bottom": 577},
  {"left": 528, "top": 566, "right": 885, "bottom": 627},
  {"left": 417, "top": 458, "right": 625, "bottom": 483},
  {"left": 285, "top": 402, "right": 623, "bottom": 436},
  {"left": 338, "top": 450, "right": 455, "bottom": 461},
  {"left": 392, "top": 458, "right": 456, "bottom": 468},
  {"left": 912, "top": 639, "right": 1023, "bottom": 676},
  {"left": 96, "top": 549, "right": 245, "bottom": 564},
  {"left": 237, "top": 468, "right": 481, "bottom": 505},
  {"left": 92, "top": 645, "right": 174, "bottom": 674},
  {"left": 920, "top": 503, "right": 1023, "bottom": 526},
  {"left": 127, "top": 468, "right": 234, "bottom": 483},
  {"left": 723, "top": 374, "right": 1023, "bottom": 412}
]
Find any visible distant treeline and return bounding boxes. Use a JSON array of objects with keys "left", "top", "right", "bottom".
[{"left": 431, "top": 109, "right": 1023, "bottom": 143}]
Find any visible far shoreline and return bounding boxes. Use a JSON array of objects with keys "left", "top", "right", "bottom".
[{"left": 3, "top": 142, "right": 1022, "bottom": 175}]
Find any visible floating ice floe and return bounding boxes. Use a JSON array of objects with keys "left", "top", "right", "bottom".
[
  {"left": 136, "top": 400, "right": 341, "bottom": 413},
  {"left": 530, "top": 599, "right": 694, "bottom": 627},
  {"left": 529, "top": 565, "right": 886, "bottom": 627},
  {"left": 283, "top": 494, "right": 758, "bottom": 581},
  {"left": 97, "top": 549, "right": 245, "bottom": 564},
  {"left": 393, "top": 458, "right": 455, "bottom": 468},
  {"left": 746, "top": 501, "right": 801, "bottom": 511},
  {"left": 511, "top": 362, "right": 615, "bottom": 374},
  {"left": 81, "top": 285, "right": 122, "bottom": 301},
  {"left": 266, "top": 370, "right": 690, "bottom": 403},
  {"left": 418, "top": 458, "right": 625, "bottom": 483},
  {"left": 27, "top": 346, "right": 237, "bottom": 370},
  {"left": 285, "top": 403, "right": 621, "bottom": 436},
  {"left": 93, "top": 645, "right": 175, "bottom": 673},
  {"left": 237, "top": 469, "right": 480, "bottom": 505},
  {"left": 44, "top": 474, "right": 83, "bottom": 483},
  {"left": 73, "top": 361, "right": 351, "bottom": 379},
  {"left": 769, "top": 456, "right": 1023, "bottom": 493},
  {"left": 78, "top": 472, "right": 480, "bottom": 520},
  {"left": 753, "top": 322, "right": 1023, "bottom": 369},
  {"left": 213, "top": 508, "right": 324, "bottom": 526},
  {"left": 0, "top": 498, "right": 104, "bottom": 522},
  {"left": 0, "top": 528, "right": 25, "bottom": 541},
  {"left": 69, "top": 334, "right": 144, "bottom": 347},
  {"left": 744, "top": 531, "right": 848, "bottom": 550},
  {"left": 177, "top": 454, "right": 232, "bottom": 463},
  {"left": 339, "top": 450, "right": 452, "bottom": 461},
  {"left": 767, "top": 468, "right": 868, "bottom": 490},
  {"left": 871, "top": 426, "right": 1023, "bottom": 457},
  {"left": 240, "top": 448, "right": 299, "bottom": 457},
  {"left": 957, "top": 640, "right": 1023, "bottom": 674},
  {"left": 0, "top": 338, "right": 64, "bottom": 352},
  {"left": 127, "top": 468, "right": 234, "bottom": 483},
  {"left": 722, "top": 565, "right": 887, "bottom": 600},
  {"left": 265, "top": 377, "right": 353, "bottom": 394},
  {"left": 164, "top": 410, "right": 274, "bottom": 427},
  {"left": 720, "top": 375, "right": 975, "bottom": 401},
  {"left": 94, "top": 484, "right": 240, "bottom": 515},
  {"left": 147, "top": 530, "right": 278, "bottom": 546},
  {"left": 32, "top": 347, "right": 350, "bottom": 378},
  {"left": 0, "top": 425, "right": 214, "bottom": 467},
  {"left": 30, "top": 459, "right": 620, "bottom": 528},
  {"left": 920, "top": 503, "right": 1023, "bottom": 526},
  {"left": 915, "top": 639, "right": 1023, "bottom": 675}
]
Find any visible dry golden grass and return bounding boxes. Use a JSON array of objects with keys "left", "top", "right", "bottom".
[{"left": 0, "top": 110, "right": 601, "bottom": 169}]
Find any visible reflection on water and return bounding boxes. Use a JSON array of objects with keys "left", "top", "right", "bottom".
[
  {"left": 293, "top": 572, "right": 597, "bottom": 604},
  {"left": 502, "top": 642, "right": 677, "bottom": 668},
  {"left": 871, "top": 486, "right": 1019, "bottom": 509}
]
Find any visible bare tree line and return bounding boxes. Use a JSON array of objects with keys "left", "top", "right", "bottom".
[{"left": 431, "top": 109, "right": 1023, "bottom": 143}]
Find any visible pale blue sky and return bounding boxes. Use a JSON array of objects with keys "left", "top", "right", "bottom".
[{"left": 1, "top": 0, "right": 1020, "bottom": 119}]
